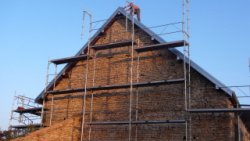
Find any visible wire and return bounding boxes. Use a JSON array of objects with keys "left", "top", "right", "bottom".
[{"left": 235, "top": 87, "right": 249, "bottom": 97}]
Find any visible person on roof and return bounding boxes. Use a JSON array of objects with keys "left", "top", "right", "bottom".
[{"left": 125, "top": 2, "right": 141, "bottom": 22}]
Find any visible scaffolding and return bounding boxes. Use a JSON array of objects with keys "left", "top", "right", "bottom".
[
  {"left": 38, "top": 1, "right": 250, "bottom": 141},
  {"left": 9, "top": 94, "right": 42, "bottom": 137}
]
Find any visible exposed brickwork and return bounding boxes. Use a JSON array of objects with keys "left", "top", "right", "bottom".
[{"left": 15, "top": 15, "right": 250, "bottom": 140}]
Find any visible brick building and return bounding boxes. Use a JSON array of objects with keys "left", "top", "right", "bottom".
[{"left": 13, "top": 7, "right": 250, "bottom": 141}]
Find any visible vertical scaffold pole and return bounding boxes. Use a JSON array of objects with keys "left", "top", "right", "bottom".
[
  {"left": 49, "top": 64, "right": 57, "bottom": 126},
  {"left": 249, "top": 58, "right": 250, "bottom": 94},
  {"left": 88, "top": 43, "right": 96, "bottom": 141},
  {"left": 182, "top": 0, "right": 191, "bottom": 140},
  {"left": 186, "top": 0, "right": 191, "bottom": 111},
  {"left": 129, "top": 1, "right": 135, "bottom": 140},
  {"left": 187, "top": 1, "right": 191, "bottom": 140},
  {"left": 182, "top": 0, "right": 188, "bottom": 140},
  {"left": 8, "top": 92, "right": 17, "bottom": 131},
  {"left": 135, "top": 39, "right": 140, "bottom": 141},
  {"left": 125, "top": 1, "right": 129, "bottom": 31},
  {"left": 81, "top": 10, "right": 92, "bottom": 141},
  {"left": 237, "top": 103, "right": 241, "bottom": 141},
  {"left": 81, "top": 12, "right": 86, "bottom": 40},
  {"left": 41, "top": 61, "right": 51, "bottom": 127}
]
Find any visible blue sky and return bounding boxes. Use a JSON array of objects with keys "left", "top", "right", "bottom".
[{"left": 0, "top": 0, "right": 250, "bottom": 130}]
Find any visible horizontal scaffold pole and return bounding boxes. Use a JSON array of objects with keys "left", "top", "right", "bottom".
[
  {"left": 47, "top": 78, "right": 184, "bottom": 95},
  {"left": 188, "top": 108, "right": 250, "bottom": 113},
  {"left": 87, "top": 120, "right": 186, "bottom": 125},
  {"left": 13, "top": 107, "right": 42, "bottom": 116},
  {"left": 10, "top": 124, "right": 42, "bottom": 129},
  {"left": 91, "top": 40, "right": 135, "bottom": 50}
]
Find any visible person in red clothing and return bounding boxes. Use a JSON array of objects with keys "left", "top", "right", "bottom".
[{"left": 125, "top": 2, "right": 141, "bottom": 22}]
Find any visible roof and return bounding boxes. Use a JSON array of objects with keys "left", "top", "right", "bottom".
[{"left": 35, "top": 7, "right": 235, "bottom": 103}]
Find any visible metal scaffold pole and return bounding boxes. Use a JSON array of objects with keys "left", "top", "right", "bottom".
[
  {"left": 129, "top": 1, "right": 135, "bottom": 140},
  {"left": 49, "top": 64, "right": 57, "bottom": 126},
  {"left": 125, "top": 1, "right": 128, "bottom": 31},
  {"left": 237, "top": 103, "right": 241, "bottom": 141},
  {"left": 249, "top": 58, "right": 250, "bottom": 95},
  {"left": 182, "top": 0, "right": 191, "bottom": 140},
  {"left": 187, "top": 0, "right": 191, "bottom": 140},
  {"left": 41, "top": 61, "right": 51, "bottom": 127},
  {"left": 8, "top": 91, "right": 16, "bottom": 131},
  {"left": 81, "top": 10, "right": 92, "bottom": 141},
  {"left": 88, "top": 23, "right": 96, "bottom": 141},
  {"left": 135, "top": 39, "right": 140, "bottom": 141}
]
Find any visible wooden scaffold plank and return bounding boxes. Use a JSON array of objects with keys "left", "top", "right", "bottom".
[
  {"left": 135, "top": 40, "right": 189, "bottom": 52},
  {"left": 50, "top": 55, "right": 88, "bottom": 65}
]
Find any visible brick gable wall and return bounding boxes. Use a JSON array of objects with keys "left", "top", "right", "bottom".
[{"left": 16, "top": 16, "right": 249, "bottom": 141}]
